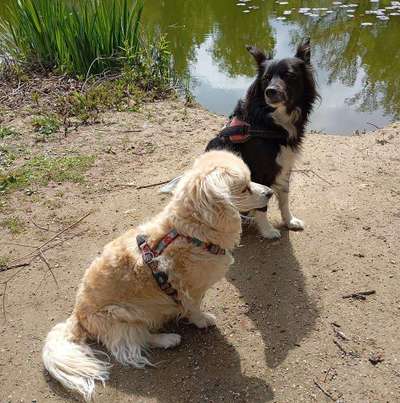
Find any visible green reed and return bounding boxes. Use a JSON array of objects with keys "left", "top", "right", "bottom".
[{"left": 0, "top": 0, "right": 150, "bottom": 76}]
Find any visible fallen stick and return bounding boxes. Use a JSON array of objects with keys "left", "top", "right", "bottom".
[
  {"left": 366, "top": 121, "right": 382, "bottom": 130},
  {"left": 313, "top": 380, "right": 336, "bottom": 402},
  {"left": 6, "top": 211, "right": 92, "bottom": 267},
  {"left": 342, "top": 290, "right": 376, "bottom": 300},
  {"left": 293, "top": 169, "right": 334, "bottom": 186},
  {"left": 3, "top": 242, "right": 40, "bottom": 249},
  {"left": 137, "top": 179, "right": 172, "bottom": 190},
  {"left": 31, "top": 219, "right": 55, "bottom": 232},
  {"left": 38, "top": 250, "right": 59, "bottom": 289},
  {"left": 333, "top": 326, "right": 350, "bottom": 341},
  {"left": 333, "top": 339, "right": 348, "bottom": 356},
  {"left": 1, "top": 212, "right": 91, "bottom": 321},
  {"left": 0, "top": 262, "right": 30, "bottom": 273}
]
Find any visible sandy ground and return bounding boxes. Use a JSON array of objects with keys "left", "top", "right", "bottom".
[{"left": 1, "top": 100, "right": 400, "bottom": 403}]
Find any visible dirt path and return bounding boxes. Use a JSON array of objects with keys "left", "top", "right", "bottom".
[{"left": 1, "top": 100, "right": 399, "bottom": 403}]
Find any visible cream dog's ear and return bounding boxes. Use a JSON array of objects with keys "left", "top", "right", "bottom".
[
  {"left": 190, "top": 168, "right": 239, "bottom": 229},
  {"left": 171, "top": 167, "right": 242, "bottom": 248},
  {"left": 159, "top": 175, "right": 183, "bottom": 194}
]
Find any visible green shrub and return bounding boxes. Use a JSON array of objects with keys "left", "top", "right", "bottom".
[
  {"left": 1, "top": 217, "right": 25, "bottom": 235},
  {"left": 0, "top": 126, "right": 19, "bottom": 138},
  {"left": 32, "top": 115, "right": 60, "bottom": 136}
]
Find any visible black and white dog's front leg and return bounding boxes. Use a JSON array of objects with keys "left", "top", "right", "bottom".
[
  {"left": 254, "top": 209, "right": 281, "bottom": 239},
  {"left": 275, "top": 171, "right": 304, "bottom": 231}
]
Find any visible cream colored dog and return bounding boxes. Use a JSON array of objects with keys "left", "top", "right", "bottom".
[{"left": 42, "top": 150, "right": 272, "bottom": 400}]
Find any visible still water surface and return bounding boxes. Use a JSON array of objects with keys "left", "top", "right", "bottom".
[
  {"left": 1, "top": 0, "right": 399, "bottom": 134},
  {"left": 143, "top": 0, "right": 400, "bottom": 134}
]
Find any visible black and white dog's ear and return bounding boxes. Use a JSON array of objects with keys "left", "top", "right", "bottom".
[
  {"left": 246, "top": 45, "right": 269, "bottom": 66},
  {"left": 295, "top": 38, "right": 311, "bottom": 64},
  {"left": 159, "top": 175, "right": 183, "bottom": 194}
]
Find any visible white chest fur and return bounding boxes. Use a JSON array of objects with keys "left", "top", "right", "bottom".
[{"left": 271, "top": 105, "right": 300, "bottom": 139}]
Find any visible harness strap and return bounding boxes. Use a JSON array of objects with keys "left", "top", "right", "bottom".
[
  {"left": 217, "top": 118, "right": 287, "bottom": 144},
  {"left": 137, "top": 229, "right": 225, "bottom": 304}
]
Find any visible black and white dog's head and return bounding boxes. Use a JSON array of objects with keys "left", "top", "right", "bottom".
[{"left": 245, "top": 39, "right": 318, "bottom": 119}]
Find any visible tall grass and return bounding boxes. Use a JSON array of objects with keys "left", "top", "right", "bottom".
[{"left": 0, "top": 0, "right": 149, "bottom": 76}]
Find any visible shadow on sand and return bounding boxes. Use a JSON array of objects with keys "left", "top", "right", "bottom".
[{"left": 229, "top": 227, "right": 319, "bottom": 368}]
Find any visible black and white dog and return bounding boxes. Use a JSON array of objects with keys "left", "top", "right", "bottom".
[
  {"left": 205, "top": 39, "right": 319, "bottom": 239},
  {"left": 162, "top": 40, "right": 318, "bottom": 239}
]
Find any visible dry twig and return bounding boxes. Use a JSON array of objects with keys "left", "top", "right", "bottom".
[
  {"left": 1, "top": 211, "right": 91, "bottom": 320},
  {"left": 313, "top": 380, "right": 337, "bottom": 402},
  {"left": 342, "top": 290, "right": 376, "bottom": 300},
  {"left": 333, "top": 326, "right": 350, "bottom": 341},
  {"left": 31, "top": 219, "right": 55, "bottom": 232},
  {"left": 6, "top": 211, "right": 92, "bottom": 268},
  {"left": 333, "top": 339, "right": 348, "bottom": 356},
  {"left": 0, "top": 262, "right": 30, "bottom": 273},
  {"left": 137, "top": 179, "right": 173, "bottom": 190},
  {"left": 293, "top": 169, "right": 334, "bottom": 186},
  {"left": 367, "top": 121, "right": 382, "bottom": 130},
  {"left": 38, "top": 250, "right": 59, "bottom": 289}
]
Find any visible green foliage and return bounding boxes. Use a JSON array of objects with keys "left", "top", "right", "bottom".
[
  {"left": 0, "top": 145, "right": 16, "bottom": 167},
  {"left": 0, "top": 155, "right": 95, "bottom": 192},
  {"left": 59, "top": 78, "right": 144, "bottom": 123},
  {"left": 1, "top": 216, "right": 25, "bottom": 234},
  {"left": 0, "top": 126, "right": 19, "bottom": 138},
  {"left": 32, "top": 115, "right": 60, "bottom": 136},
  {"left": 0, "top": 0, "right": 177, "bottom": 123},
  {"left": 57, "top": 35, "right": 174, "bottom": 123},
  {"left": 0, "top": 0, "right": 144, "bottom": 76}
]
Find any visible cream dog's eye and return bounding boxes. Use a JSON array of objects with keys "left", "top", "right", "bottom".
[{"left": 241, "top": 186, "right": 252, "bottom": 194}]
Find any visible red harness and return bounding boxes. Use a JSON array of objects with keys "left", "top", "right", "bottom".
[{"left": 218, "top": 117, "right": 288, "bottom": 144}]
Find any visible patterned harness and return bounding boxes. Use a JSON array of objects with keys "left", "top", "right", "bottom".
[{"left": 136, "top": 229, "right": 225, "bottom": 304}]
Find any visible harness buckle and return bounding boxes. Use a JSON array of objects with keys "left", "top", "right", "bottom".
[
  {"left": 153, "top": 271, "right": 169, "bottom": 286},
  {"left": 143, "top": 250, "right": 154, "bottom": 264}
]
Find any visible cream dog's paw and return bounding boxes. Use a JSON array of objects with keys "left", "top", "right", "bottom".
[
  {"left": 190, "top": 312, "right": 217, "bottom": 329},
  {"left": 149, "top": 333, "right": 181, "bottom": 349}
]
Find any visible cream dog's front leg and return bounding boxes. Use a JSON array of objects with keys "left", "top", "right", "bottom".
[{"left": 184, "top": 296, "right": 216, "bottom": 329}]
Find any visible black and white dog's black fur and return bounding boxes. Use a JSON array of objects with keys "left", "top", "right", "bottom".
[{"left": 206, "top": 39, "right": 319, "bottom": 239}]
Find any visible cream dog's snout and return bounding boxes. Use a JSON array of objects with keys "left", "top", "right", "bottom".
[{"left": 247, "top": 182, "right": 273, "bottom": 210}]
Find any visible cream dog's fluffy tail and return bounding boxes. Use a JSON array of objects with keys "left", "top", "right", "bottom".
[{"left": 42, "top": 317, "right": 110, "bottom": 401}]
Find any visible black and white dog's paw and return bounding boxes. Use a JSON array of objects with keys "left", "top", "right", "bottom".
[
  {"left": 285, "top": 217, "right": 304, "bottom": 231},
  {"left": 255, "top": 212, "right": 281, "bottom": 239},
  {"left": 259, "top": 225, "right": 281, "bottom": 239}
]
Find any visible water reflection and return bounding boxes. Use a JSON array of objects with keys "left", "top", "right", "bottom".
[{"left": 143, "top": 0, "right": 400, "bottom": 133}]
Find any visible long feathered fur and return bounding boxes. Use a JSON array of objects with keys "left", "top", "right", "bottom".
[{"left": 42, "top": 150, "right": 272, "bottom": 400}]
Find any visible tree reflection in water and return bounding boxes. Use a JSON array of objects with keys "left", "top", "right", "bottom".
[{"left": 143, "top": 0, "right": 400, "bottom": 130}]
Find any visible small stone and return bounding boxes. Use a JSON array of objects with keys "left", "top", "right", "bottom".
[{"left": 369, "top": 353, "right": 384, "bottom": 365}]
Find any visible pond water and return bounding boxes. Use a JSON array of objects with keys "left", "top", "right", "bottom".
[
  {"left": 143, "top": 0, "right": 400, "bottom": 134},
  {"left": 1, "top": 0, "right": 399, "bottom": 134}
]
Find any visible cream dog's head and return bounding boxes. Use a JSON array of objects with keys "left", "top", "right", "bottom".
[{"left": 167, "top": 151, "right": 272, "bottom": 249}]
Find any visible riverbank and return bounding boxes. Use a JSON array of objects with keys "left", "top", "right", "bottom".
[{"left": 1, "top": 99, "right": 399, "bottom": 402}]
